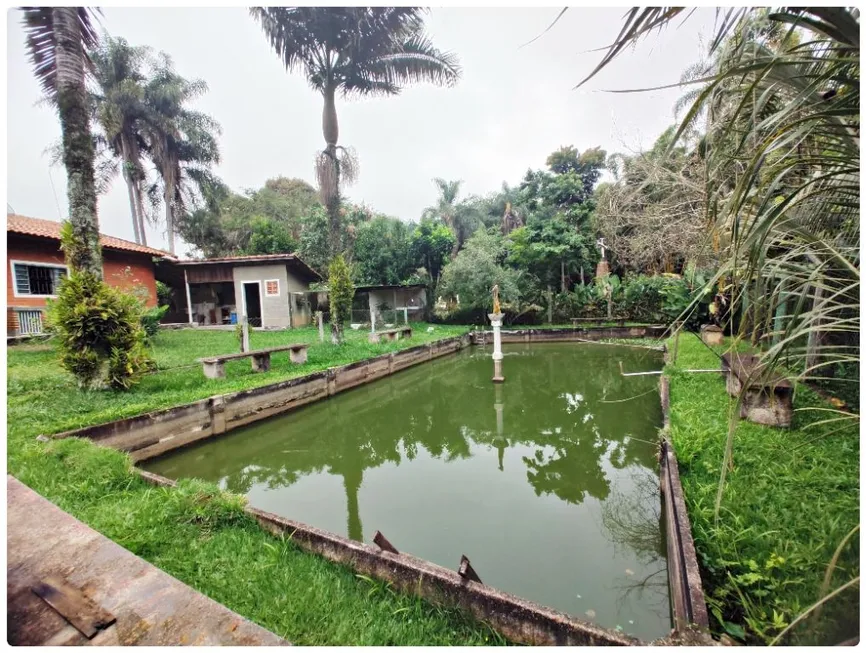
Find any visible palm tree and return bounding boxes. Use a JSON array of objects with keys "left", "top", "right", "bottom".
[
  {"left": 576, "top": 7, "right": 860, "bottom": 643},
  {"left": 423, "top": 177, "right": 481, "bottom": 258},
  {"left": 144, "top": 54, "right": 223, "bottom": 255},
  {"left": 89, "top": 35, "right": 152, "bottom": 245},
  {"left": 250, "top": 7, "right": 462, "bottom": 263},
  {"left": 21, "top": 7, "right": 102, "bottom": 276}
]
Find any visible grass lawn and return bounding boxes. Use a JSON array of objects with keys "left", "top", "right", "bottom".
[
  {"left": 8, "top": 323, "right": 468, "bottom": 436},
  {"left": 665, "top": 335, "right": 859, "bottom": 645},
  {"left": 7, "top": 323, "right": 511, "bottom": 645}
]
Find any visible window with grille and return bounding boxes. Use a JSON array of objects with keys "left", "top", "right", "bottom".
[{"left": 12, "top": 262, "right": 67, "bottom": 296}]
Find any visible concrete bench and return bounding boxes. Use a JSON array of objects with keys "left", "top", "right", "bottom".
[
  {"left": 721, "top": 352, "right": 793, "bottom": 427},
  {"left": 368, "top": 326, "right": 412, "bottom": 344},
  {"left": 199, "top": 344, "right": 309, "bottom": 379}
]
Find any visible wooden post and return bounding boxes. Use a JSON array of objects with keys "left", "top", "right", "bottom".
[
  {"left": 241, "top": 316, "right": 250, "bottom": 353},
  {"left": 403, "top": 307, "right": 408, "bottom": 324},
  {"left": 184, "top": 269, "right": 194, "bottom": 325},
  {"left": 316, "top": 311, "right": 324, "bottom": 342},
  {"left": 672, "top": 322, "right": 681, "bottom": 365}
]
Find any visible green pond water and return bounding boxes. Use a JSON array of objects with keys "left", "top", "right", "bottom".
[{"left": 145, "top": 342, "right": 671, "bottom": 640}]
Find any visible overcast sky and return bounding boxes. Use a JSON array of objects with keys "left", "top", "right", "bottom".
[{"left": 6, "top": 7, "right": 716, "bottom": 254}]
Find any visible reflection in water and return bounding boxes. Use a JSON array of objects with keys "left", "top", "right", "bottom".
[{"left": 145, "top": 343, "right": 670, "bottom": 641}]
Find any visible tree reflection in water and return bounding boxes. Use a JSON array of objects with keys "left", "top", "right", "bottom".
[{"left": 150, "top": 343, "right": 664, "bottom": 537}]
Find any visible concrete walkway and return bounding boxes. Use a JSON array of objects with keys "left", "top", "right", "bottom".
[{"left": 7, "top": 476, "right": 288, "bottom": 646}]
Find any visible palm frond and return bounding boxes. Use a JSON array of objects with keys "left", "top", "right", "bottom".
[{"left": 21, "top": 7, "right": 101, "bottom": 99}]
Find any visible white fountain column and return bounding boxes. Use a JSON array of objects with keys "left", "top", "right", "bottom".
[{"left": 489, "top": 312, "right": 505, "bottom": 383}]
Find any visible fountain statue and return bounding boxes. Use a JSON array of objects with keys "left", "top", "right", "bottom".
[
  {"left": 489, "top": 285, "right": 505, "bottom": 383},
  {"left": 595, "top": 237, "right": 610, "bottom": 278}
]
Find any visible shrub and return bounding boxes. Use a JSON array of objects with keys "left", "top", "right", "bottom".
[
  {"left": 46, "top": 271, "right": 153, "bottom": 390},
  {"left": 552, "top": 284, "right": 612, "bottom": 321},
  {"left": 621, "top": 275, "right": 666, "bottom": 322},
  {"left": 328, "top": 254, "right": 354, "bottom": 344},
  {"left": 140, "top": 304, "right": 169, "bottom": 338},
  {"left": 155, "top": 280, "right": 173, "bottom": 307}
]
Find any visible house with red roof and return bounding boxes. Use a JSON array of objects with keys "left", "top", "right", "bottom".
[
  {"left": 7, "top": 214, "right": 325, "bottom": 335},
  {"left": 6, "top": 214, "right": 173, "bottom": 336}
]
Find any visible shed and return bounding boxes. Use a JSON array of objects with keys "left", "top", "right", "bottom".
[
  {"left": 174, "top": 254, "right": 321, "bottom": 328},
  {"left": 353, "top": 284, "right": 428, "bottom": 326}
]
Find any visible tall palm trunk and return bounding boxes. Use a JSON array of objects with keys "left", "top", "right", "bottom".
[
  {"left": 134, "top": 182, "right": 148, "bottom": 247},
  {"left": 323, "top": 85, "right": 338, "bottom": 148},
  {"left": 322, "top": 86, "right": 342, "bottom": 260},
  {"left": 446, "top": 214, "right": 460, "bottom": 260},
  {"left": 322, "top": 85, "right": 345, "bottom": 344},
  {"left": 161, "top": 158, "right": 176, "bottom": 255},
  {"left": 165, "top": 182, "right": 175, "bottom": 255},
  {"left": 54, "top": 7, "right": 101, "bottom": 276},
  {"left": 122, "top": 166, "right": 141, "bottom": 244},
  {"left": 127, "top": 134, "right": 149, "bottom": 246},
  {"left": 119, "top": 134, "right": 143, "bottom": 244}
]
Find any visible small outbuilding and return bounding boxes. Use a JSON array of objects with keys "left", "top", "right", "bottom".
[
  {"left": 353, "top": 284, "right": 428, "bottom": 326},
  {"left": 173, "top": 254, "right": 322, "bottom": 328}
]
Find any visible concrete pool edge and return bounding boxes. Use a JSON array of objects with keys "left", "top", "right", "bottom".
[
  {"left": 52, "top": 333, "right": 473, "bottom": 463},
  {"left": 135, "top": 467, "right": 638, "bottom": 646},
  {"left": 471, "top": 324, "right": 669, "bottom": 344},
  {"left": 658, "top": 375, "right": 711, "bottom": 634},
  {"left": 50, "top": 326, "right": 712, "bottom": 645}
]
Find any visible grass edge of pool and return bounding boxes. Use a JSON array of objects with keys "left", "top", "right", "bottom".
[{"left": 665, "top": 336, "right": 859, "bottom": 646}]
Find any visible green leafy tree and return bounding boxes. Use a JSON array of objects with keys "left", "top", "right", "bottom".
[
  {"left": 437, "top": 229, "right": 521, "bottom": 315},
  {"left": 176, "top": 177, "right": 320, "bottom": 257},
  {"left": 244, "top": 216, "right": 298, "bottom": 255},
  {"left": 409, "top": 218, "right": 455, "bottom": 284},
  {"left": 507, "top": 215, "right": 596, "bottom": 293},
  {"left": 328, "top": 254, "right": 354, "bottom": 344},
  {"left": 519, "top": 148, "right": 605, "bottom": 227},
  {"left": 297, "top": 206, "right": 333, "bottom": 275},
  {"left": 352, "top": 216, "right": 413, "bottom": 285}
]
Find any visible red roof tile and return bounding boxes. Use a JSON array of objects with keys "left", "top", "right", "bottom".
[
  {"left": 175, "top": 253, "right": 322, "bottom": 281},
  {"left": 6, "top": 214, "right": 173, "bottom": 258}
]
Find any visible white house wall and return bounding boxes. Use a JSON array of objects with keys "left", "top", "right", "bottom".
[{"left": 233, "top": 264, "right": 289, "bottom": 328}]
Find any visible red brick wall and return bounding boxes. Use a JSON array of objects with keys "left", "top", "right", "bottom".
[
  {"left": 103, "top": 251, "right": 157, "bottom": 307},
  {"left": 7, "top": 234, "right": 158, "bottom": 313}
]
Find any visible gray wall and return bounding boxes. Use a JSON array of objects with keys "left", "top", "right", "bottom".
[{"left": 233, "top": 264, "right": 289, "bottom": 328}]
